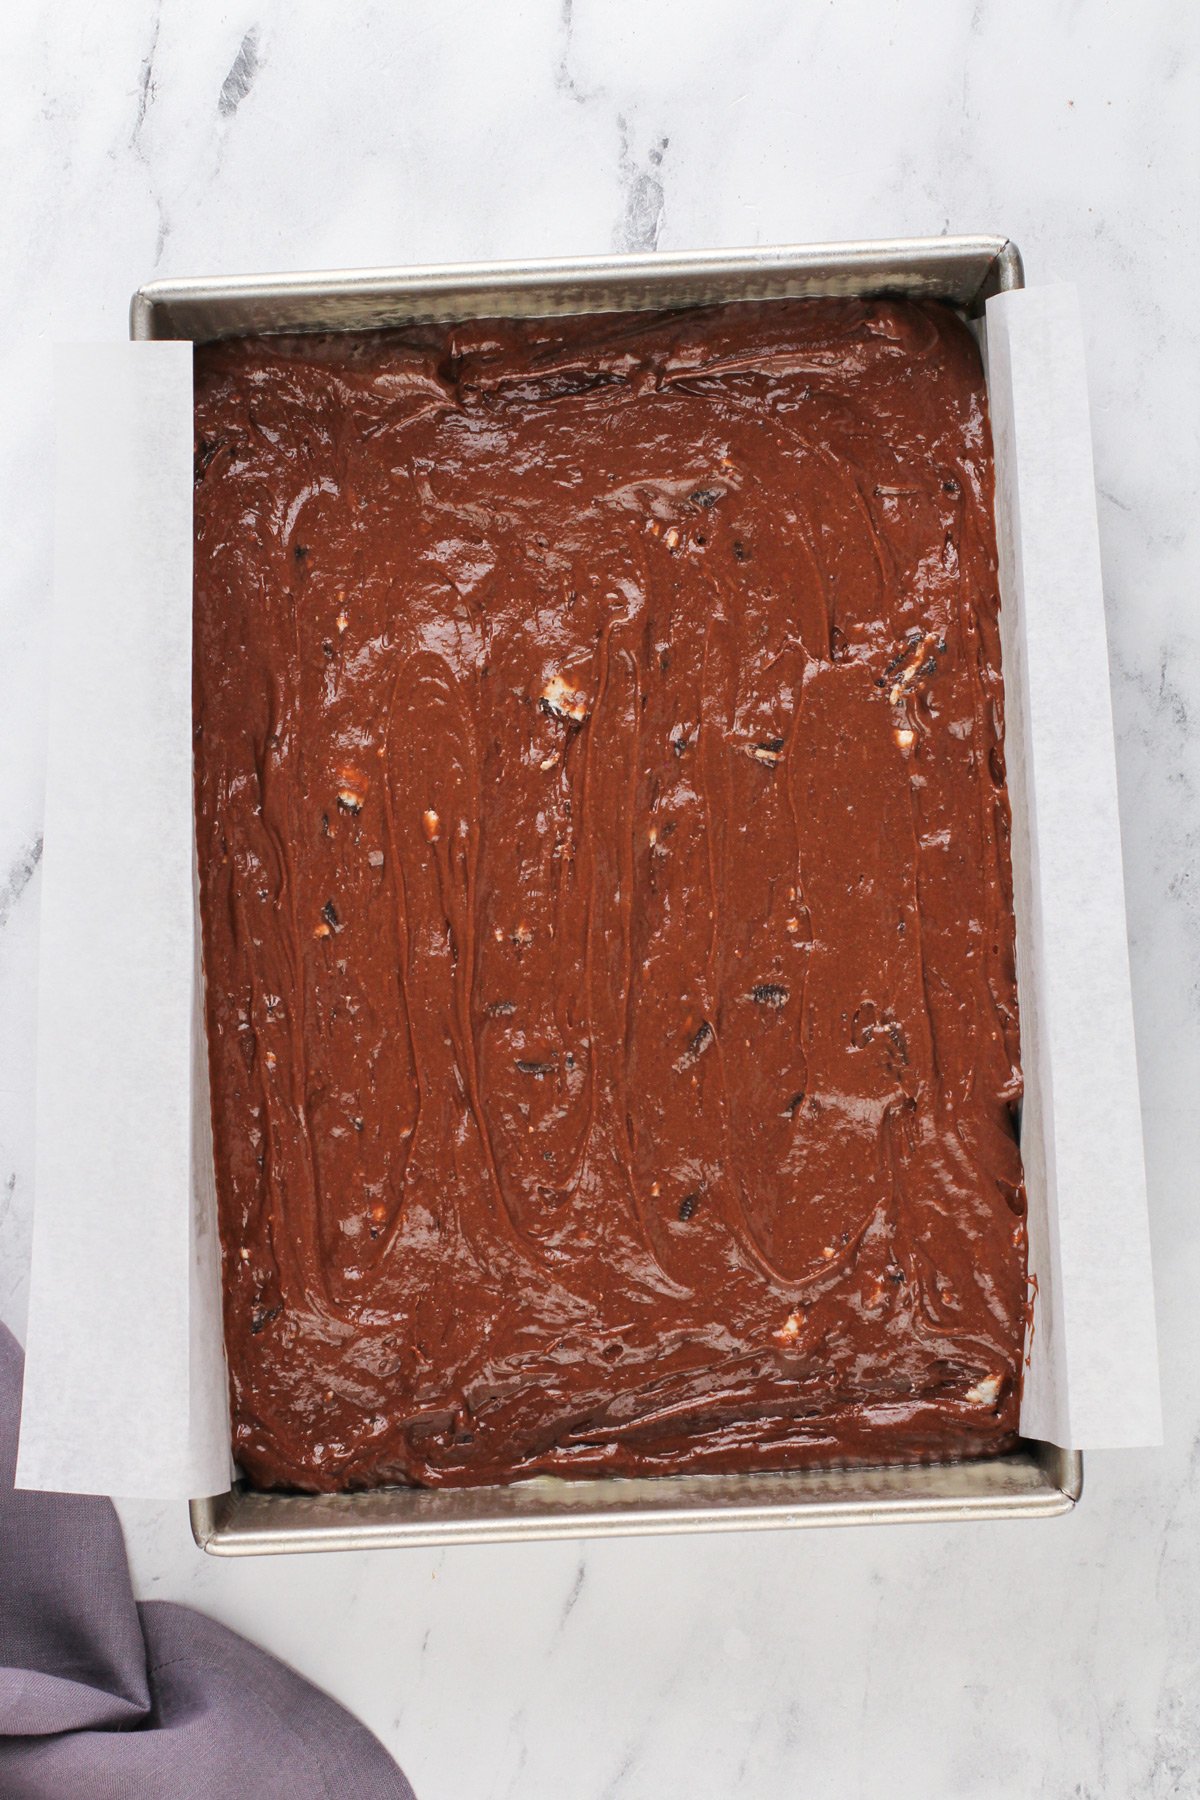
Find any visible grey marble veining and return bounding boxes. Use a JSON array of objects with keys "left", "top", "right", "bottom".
[{"left": 2, "top": 3, "right": 1198, "bottom": 1795}]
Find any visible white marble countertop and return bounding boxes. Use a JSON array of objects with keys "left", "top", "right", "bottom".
[{"left": 2, "top": 5, "right": 1197, "bottom": 1795}]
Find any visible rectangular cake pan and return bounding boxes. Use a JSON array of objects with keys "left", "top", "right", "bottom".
[{"left": 132, "top": 235, "right": 1084, "bottom": 1554}]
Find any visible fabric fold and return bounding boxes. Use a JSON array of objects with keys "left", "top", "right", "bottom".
[{"left": 0, "top": 1324, "right": 416, "bottom": 1799}]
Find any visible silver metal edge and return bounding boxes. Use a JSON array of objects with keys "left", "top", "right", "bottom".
[
  {"left": 190, "top": 1439, "right": 1078, "bottom": 1556},
  {"left": 131, "top": 234, "right": 1018, "bottom": 342},
  {"left": 140, "top": 233, "right": 1083, "bottom": 1551},
  {"left": 1041, "top": 1442, "right": 1084, "bottom": 1502}
]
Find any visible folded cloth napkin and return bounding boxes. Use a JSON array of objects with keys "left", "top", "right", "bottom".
[{"left": 0, "top": 1324, "right": 416, "bottom": 1799}]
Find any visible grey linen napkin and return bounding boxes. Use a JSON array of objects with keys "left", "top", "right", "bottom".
[{"left": 0, "top": 1323, "right": 416, "bottom": 1798}]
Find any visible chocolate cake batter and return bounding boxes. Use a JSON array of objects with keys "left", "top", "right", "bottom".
[{"left": 193, "top": 298, "right": 1027, "bottom": 1492}]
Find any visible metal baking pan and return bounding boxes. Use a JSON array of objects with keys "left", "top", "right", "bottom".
[{"left": 132, "top": 235, "right": 1084, "bottom": 1554}]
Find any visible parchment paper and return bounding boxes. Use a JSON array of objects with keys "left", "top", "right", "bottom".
[
  {"left": 17, "top": 289, "right": 1160, "bottom": 1502},
  {"left": 16, "top": 344, "right": 230, "bottom": 1499},
  {"left": 988, "top": 284, "right": 1161, "bottom": 1448}
]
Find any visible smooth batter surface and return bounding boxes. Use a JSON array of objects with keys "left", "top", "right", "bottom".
[{"left": 193, "top": 298, "right": 1027, "bottom": 1493}]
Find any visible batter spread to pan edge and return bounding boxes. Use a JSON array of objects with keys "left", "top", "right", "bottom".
[{"left": 193, "top": 299, "right": 1027, "bottom": 1493}]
